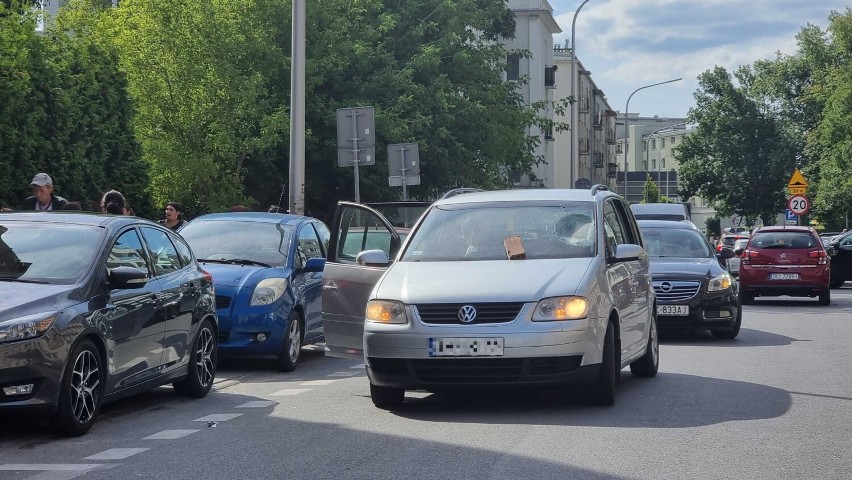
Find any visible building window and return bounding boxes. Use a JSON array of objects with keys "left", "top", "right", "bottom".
[
  {"left": 661, "top": 137, "right": 666, "bottom": 148},
  {"left": 507, "top": 54, "right": 520, "bottom": 81},
  {"left": 651, "top": 139, "right": 656, "bottom": 150},
  {"left": 661, "top": 158, "right": 667, "bottom": 169},
  {"left": 544, "top": 65, "right": 557, "bottom": 87},
  {"left": 643, "top": 141, "right": 647, "bottom": 151},
  {"left": 651, "top": 159, "right": 656, "bottom": 170}
]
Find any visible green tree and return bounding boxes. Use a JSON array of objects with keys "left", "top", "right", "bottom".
[
  {"left": 677, "top": 66, "right": 797, "bottom": 225},
  {"left": 642, "top": 174, "right": 660, "bottom": 204}
]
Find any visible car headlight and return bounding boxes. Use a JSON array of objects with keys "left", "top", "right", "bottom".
[
  {"left": 366, "top": 300, "right": 408, "bottom": 324},
  {"left": 708, "top": 272, "right": 733, "bottom": 292},
  {"left": 250, "top": 278, "right": 288, "bottom": 306},
  {"left": 0, "top": 312, "right": 57, "bottom": 344},
  {"left": 533, "top": 296, "right": 589, "bottom": 321}
]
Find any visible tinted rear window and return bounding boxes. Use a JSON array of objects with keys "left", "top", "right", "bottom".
[{"left": 750, "top": 232, "right": 818, "bottom": 249}]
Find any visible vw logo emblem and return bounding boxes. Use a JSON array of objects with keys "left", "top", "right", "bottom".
[
  {"left": 660, "top": 282, "right": 673, "bottom": 292},
  {"left": 458, "top": 305, "right": 477, "bottom": 323}
]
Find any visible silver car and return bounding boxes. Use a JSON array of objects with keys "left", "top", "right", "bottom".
[{"left": 322, "top": 187, "right": 658, "bottom": 408}]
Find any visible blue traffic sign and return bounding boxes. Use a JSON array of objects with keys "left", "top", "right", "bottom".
[{"left": 786, "top": 209, "right": 797, "bottom": 221}]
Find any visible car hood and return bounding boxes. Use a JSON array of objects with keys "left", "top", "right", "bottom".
[
  {"left": 0, "top": 282, "right": 73, "bottom": 322},
  {"left": 374, "top": 258, "right": 594, "bottom": 303},
  {"left": 649, "top": 257, "right": 724, "bottom": 278},
  {"left": 201, "top": 263, "right": 289, "bottom": 289}
]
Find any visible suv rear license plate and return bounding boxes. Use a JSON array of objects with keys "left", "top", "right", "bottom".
[
  {"left": 769, "top": 273, "right": 799, "bottom": 280},
  {"left": 657, "top": 305, "right": 689, "bottom": 316},
  {"left": 428, "top": 338, "right": 504, "bottom": 357}
]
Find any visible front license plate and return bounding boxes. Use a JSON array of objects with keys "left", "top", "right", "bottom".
[
  {"left": 769, "top": 273, "right": 799, "bottom": 280},
  {"left": 657, "top": 305, "right": 689, "bottom": 316},
  {"left": 428, "top": 338, "right": 504, "bottom": 357}
]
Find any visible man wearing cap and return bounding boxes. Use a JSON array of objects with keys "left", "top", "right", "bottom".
[{"left": 22, "top": 173, "right": 67, "bottom": 211}]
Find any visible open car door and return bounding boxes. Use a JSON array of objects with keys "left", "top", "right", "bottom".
[{"left": 322, "top": 202, "right": 404, "bottom": 360}]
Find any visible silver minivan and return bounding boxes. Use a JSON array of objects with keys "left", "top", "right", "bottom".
[{"left": 322, "top": 187, "right": 658, "bottom": 408}]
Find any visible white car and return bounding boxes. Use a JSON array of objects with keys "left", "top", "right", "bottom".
[
  {"left": 322, "top": 187, "right": 658, "bottom": 408},
  {"left": 727, "top": 238, "right": 750, "bottom": 276}
]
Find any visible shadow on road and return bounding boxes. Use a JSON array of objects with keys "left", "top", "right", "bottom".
[
  {"left": 391, "top": 372, "right": 791, "bottom": 429},
  {"left": 659, "top": 327, "right": 807, "bottom": 347}
]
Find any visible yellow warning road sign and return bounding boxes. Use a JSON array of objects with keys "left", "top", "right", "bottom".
[
  {"left": 788, "top": 186, "right": 806, "bottom": 195},
  {"left": 787, "top": 168, "right": 809, "bottom": 189}
]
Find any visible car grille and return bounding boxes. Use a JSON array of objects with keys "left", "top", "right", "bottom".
[
  {"left": 215, "top": 295, "right": 232, "bottom": 310},
  {"left": 653, "top": 281, "right": 701, "bottom": 302},
  {"left": 414, "top": 302, "right": 525, "bottom": 324},
  {"left": 368, "top": 357, "right": 582, "bottom": 383}
]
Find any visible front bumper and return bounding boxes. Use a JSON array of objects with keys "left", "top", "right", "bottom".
[
  {"left": 363, "top": 305, "right": 603, "bottom": 390},
  {"left": 656, "top": 287, "right": 738, "bottom": 330},
  {"left": 0, "top": 331, "right": 66, "bottom": 412}
]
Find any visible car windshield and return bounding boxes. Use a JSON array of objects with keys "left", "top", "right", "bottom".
[
  {"left": 180, "top": 220, "right": 293, "bottom": 266},
  {"left": 0, "top": 223, "right": 103, "bottom": 284},
  {"left": 401, "top": 202, "right": 596, "bottom": 261},
  {"left": 640, "top": 227, "right": 713, "bottom": 258},
  {"left": 750, "top": 231, "right": 817, "bottom": 249}
]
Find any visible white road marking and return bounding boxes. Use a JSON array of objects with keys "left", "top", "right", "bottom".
[
  {"left": 350, "top": 364, "right": 365, "bottom": 369},
  {"left": 143, "top": 429, "right": 199, "bottom": 440},
  {"left": 270, "top": 388, "right": 311, "bottom": 396},
  {"left": 235, "top": 400, "right": 278, "bottom": 408},
  {"left": 0, "top": 465, "right": 99, "bottom": 471},
  {"left": 84, "top": 448, "right": 149, "bottom": 460},
  {"left": 193, "top": 413, "right": 243, "bottom": 422},
  {"left": 300, "top": 379, "right": 339, "bottom": 386},
  {"left": 327, "top": 371, "right": 360, "bottom": 377}
]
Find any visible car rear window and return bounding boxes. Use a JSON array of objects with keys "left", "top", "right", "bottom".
[{"left": 749, "top": 231, "right": 818, "bottom": 249}]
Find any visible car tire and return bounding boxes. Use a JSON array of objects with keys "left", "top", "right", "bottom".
[
  {"left": 275, "top": 311, "right": 302, "bottom": 372},
  {"left": 173, "top": 319, "right": 217, "bottom": 398},
  {"left": 370, "top": 383, "right": 404, "bottom": 409},
  {"left": 818, "top": 289, "right": 831, "bottom": 306},
  {"left": 630, "top": 314, "right": 659, "bottom": 377},
  {"left": 740, "top": 290, "right": 754, "bottom": 305},
  {"left": 712, "top": 304, "right": 742, "bottom": 340},
  {"left": 585, "top": 323, "right": 617, "bottom": 406},
  {"left": 53, "top": 339, "right": 104, "bottom": 436}
]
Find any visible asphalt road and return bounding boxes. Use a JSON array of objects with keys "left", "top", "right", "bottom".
[{"left": 2, "top": 286, "right": 851, "bottom": 480}]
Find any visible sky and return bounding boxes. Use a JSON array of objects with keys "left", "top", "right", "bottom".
[{"left": 548, "top": 0, "right": 848, "bottom": 119}]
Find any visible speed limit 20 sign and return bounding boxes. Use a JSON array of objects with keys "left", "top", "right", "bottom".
[{"left": 788, "top": 194, "right": 810, "bottom": 215}]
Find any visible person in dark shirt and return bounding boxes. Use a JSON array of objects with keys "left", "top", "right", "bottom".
[
  {"left": 101, "top": 190, "right": 130, "bottom": 215},
  {"left": 159, "top": 202, "right": 186, "bottom": 231},
  {"left": 21, "top": 173, "right": 67, "bottom": 211}
]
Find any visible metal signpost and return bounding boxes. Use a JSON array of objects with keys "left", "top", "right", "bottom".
[
  {"left": 387, "top": 143, "right": 421, "bottom": 200},
  {"left": 786, "top": 169, "right": 809, "bottom": 226},
  {"left": 337, "top": 107, "right": 376, "bottom": 203}
]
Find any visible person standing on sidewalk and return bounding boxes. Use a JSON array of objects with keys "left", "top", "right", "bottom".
[{"left": 21, "top": 173, "right": 67, "bottom": 211}]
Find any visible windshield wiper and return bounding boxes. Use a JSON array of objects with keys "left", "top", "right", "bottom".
[
  {"left": 0, "top": 277, "right": 49, "bottom": 284},
  {"left": 198, "top": 258, "right": 272, "bottom": 268}
]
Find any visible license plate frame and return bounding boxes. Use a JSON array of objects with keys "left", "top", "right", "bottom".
[
  {"left": 428, "top": 337, "right": 504, "bottom": 357},
  {"left": 657, "top": 305, "right": 689, "bottom": 316},
  {"left": 769, "top": 273, "right": 799, "bottom": 280}
]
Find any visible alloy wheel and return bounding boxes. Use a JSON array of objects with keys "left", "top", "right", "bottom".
[
  {"left": 70, "top": 350, "right": 100, "bottom": 424},
  {"left": 288, "top": 319, "right": 301, "bottom": 363},
  {"left": 195, "top": 328, "right": 215, "bottom": 388}
]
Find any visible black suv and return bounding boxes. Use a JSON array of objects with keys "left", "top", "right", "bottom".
[{"left": 827, "top": 231, "right": 852, "bottom": 288}]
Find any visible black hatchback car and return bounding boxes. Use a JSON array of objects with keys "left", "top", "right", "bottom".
[
  {"left": 827, "top": 230, "right": 852, "bottom": 288},
  {"left": 0, "top": 212, "right": 218, "bottom": 435},
  {"left": 638, "top": 220, "right": 741, "bottom": 339}
]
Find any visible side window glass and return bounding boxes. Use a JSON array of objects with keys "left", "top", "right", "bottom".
[
  {"left": 613, "top": 200, "right": 640, "bottom": 245},
  {"left": 337, "top": 208, "right": 394, "bottom": 263},
  {"left": 140, "top": 227, "right": 182, "bottom": 276},
  {"left": 171, "top": 234, "right": 195, "bottom": 267},
  {"left": 297, "top": 224, "right": 324, "bottom": 266},
  {"left": 107, "top": 229, "right": 150, "bottom": 273},
  {"left": 313, "top": 222, "right": 331, "bottom": 257},
  {"left": 603, "top": 202, "right": 626, "bottom": 246}
]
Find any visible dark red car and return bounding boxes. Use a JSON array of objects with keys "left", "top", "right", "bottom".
[{"left": 738, "top": 226, "right": 830, "bottom": 305}]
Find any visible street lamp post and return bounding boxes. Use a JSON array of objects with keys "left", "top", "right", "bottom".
[
  {"left": 622, "top": 77, "right": 682, "bottom": 199},
  {"left": 288, "top": 0, "right": 306, "bottom": 215},
  {"left": 569, "top": 0, "right": 591, "bottom": 188}
]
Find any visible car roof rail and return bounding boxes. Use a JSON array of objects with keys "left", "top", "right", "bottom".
[{"left": 591, "top": 184, "right": 609, "bottom": 195}]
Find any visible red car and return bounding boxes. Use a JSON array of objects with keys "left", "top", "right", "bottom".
[{"left": 738, "top": 226, "right": 830, "bottom": 305}]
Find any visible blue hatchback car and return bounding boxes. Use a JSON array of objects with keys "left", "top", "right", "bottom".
[{"left": 179, "top": 213, "right": 328, "bottom": 371}]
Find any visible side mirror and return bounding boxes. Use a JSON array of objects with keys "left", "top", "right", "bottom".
[
  {"left": 356, "top": 249, "right": 391, "bottom": 267},
  {"left": 612, "top": 244, "right": 647, "bottom": 263},
  {"left": 303, "top": 257, "right": 326, "bottom": 273},
  {"left": 825, "top": 246, "right": 837, "bottom": 256},
  {"left": 717, "top": 247, "right": 736, "bottom": 260},
  {"left": 109, "top": 266, "right": 148, "bottom": 289}
]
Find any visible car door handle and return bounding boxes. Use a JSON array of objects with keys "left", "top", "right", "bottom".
[{"left": 323, "top": 281, "right": 338, "bottom": 293}]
